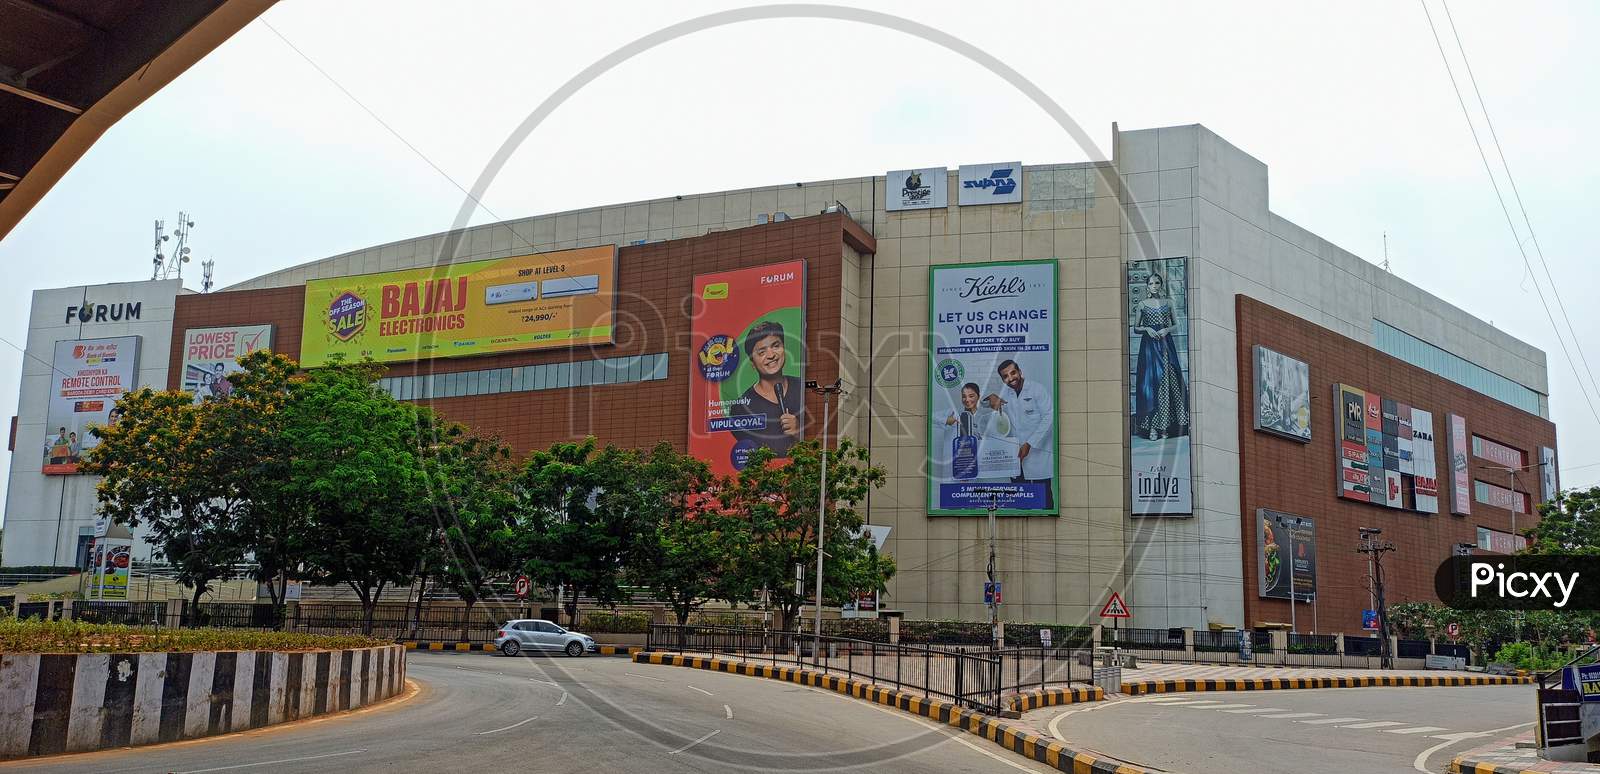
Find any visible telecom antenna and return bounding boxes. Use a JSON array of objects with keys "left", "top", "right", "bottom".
[
  {"left": 201, "top": 258, "right": 215, "bottom": 293},
  {"left": 1381, "top": 231, "right": 1391, "bottom": 273},
  {"left": 151, "top": 211, "right": 196, "bottom": 281}
]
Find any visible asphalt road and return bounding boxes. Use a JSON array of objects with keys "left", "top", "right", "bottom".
[
  {"left": 1040, "top": 684, "right": 1537, "bottom": 773},
  {"left": 2, "top": 651, "right": 1055, "bottom": 773}
]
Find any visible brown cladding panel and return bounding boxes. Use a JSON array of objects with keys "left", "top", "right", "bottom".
[
  {"left": 1236, "top": 295, "right": 1556, "bottom": 633},
  {"left": 169, "top": 214, "right": 864, "bottom": 457}
]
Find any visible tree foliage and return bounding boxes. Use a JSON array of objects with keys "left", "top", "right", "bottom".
[
  {"left": 1526, "top": 486, "right": 1600, "bottom": 555},
  {"left": 628, "top": 443, "right": 745, "bottom": 625}
]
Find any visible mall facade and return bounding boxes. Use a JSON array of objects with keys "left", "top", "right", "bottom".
[{"left": 3, "top": 123, "right": 1560, "bottom": 634}]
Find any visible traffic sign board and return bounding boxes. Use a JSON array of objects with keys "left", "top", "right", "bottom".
[
  {"left": 1447, "top": 622, "right": 1461, "bottom": 639},
  {"left": 1099, "top": 592, "right": 1130, "bottom": 618},
  {"left": 984, "top": 581, "right": 1002, "bottom": 605},
  {"left": 514, "top": 575, "right": 531, "bottom": 600}
]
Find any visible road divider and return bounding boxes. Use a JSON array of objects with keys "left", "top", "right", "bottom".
[
  {"left": 1121, "top": 673, "right": 1531, "bottom": 696},
  {"left": 399, "top": 641, "right": 638, "bottom": 657}
]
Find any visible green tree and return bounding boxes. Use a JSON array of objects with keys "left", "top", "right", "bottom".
[
  {"left": 1525, "top": 486, "right": 1600, "bottom": 554},
  {"left": 516, "top": 438, "right": 650, "bottom": 626},
  {"left": 1385, "top": 601, "right": 1439, "bottom": 640},
  {"left": 287, "top": 361, "right": 434, "bottom": 634},
  {"left": 724, "top": 439, "right": 894, "bottom": 631},
  {"left": 629, "top": 443, "right": 749, "bottom": 626},
  {"left": 421, "top": 424, "right": 518, "bottom": 639}
]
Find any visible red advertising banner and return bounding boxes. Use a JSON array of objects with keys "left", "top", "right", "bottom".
[{"left": 688, "top": 260, "right": 807, "bottom": 476}]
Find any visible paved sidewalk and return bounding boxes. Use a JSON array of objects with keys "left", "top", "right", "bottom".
[
  {"left": 1125, "top": 662, "right": 1510, "bottom": 682},
  {"left": 1452, "top": 731, "right": 1598, "bottom": 773}
]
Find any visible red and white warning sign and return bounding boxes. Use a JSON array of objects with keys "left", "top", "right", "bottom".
[
  {"left": 514, "top": 575, "right": 532, "bottom": 600},
  {"left": 1099, "top": 592, "right": 1131, "bottom": 619}
]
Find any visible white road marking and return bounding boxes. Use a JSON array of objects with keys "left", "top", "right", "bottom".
[
  {"left": 1133, "top": 696, "right": 1198, "bottom": 703},
  {"left": 1221, "top": 707, "right": 1288, "bottom": 713},
  {"left": 530, "top": 678, "right": 559, "bottom": 686},
  {"left": 626, "top": 672, "right": 666, "bottom": 682},
  {"left": 689, "top": 685, "right": 714, "bottom": 696},
  {"left": 477, "top": 716, "right": 540, "bottom": 735},
  {"left": 1151, "top": 699, "right": 1225, "bottom": 706},
  {"left": 791, "top": 683, "right": 1043, "bottom": 772},
  {"left": 176, "top": 749, "right": 368, "bottom": 773},
  {"left": 1255, "top": 712, "right": 1324, "bottom": 719},
  {"left": 1340, "top": 721, "right": 1406, "bottom": 729},
  {"left": 1413, "top": 722, "right": 1535, "bottom": 773},
  {"left": 1385, "top": 726, "right": 1448, "bottom": 735},
  {"left": 1191, "top": 703, "right": 1257, "bottom": 710},
  {"left": 668, "top": 729, "right": 720, "bottom": 755},
  {"left": 1297, "top": 717, "right": 1366, "bottom": 725},
  {"left": 724, "top": 704, "right": 734, "bottom": 719},
  {"left": 557, "top": 690, "right": 569, "bottom": 706}
]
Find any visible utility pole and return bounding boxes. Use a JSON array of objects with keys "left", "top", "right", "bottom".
[
  {"left": 1357, "top": 527, "right": 1396, "bottom": 669},
  {"left": 988, "top": 490, "right": 999, "bottom": 649},
  {"left": 805, "top": 378, "right": 843, "bottom": 666}
]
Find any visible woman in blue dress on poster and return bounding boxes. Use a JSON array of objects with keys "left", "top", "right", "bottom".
[{"left": 1133, "top": 271, "right": 1191, "bottom": 440}]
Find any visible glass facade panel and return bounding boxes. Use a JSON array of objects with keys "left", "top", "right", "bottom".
[
  {"left": 368, "top": 354, "right": 668, "bottom": 403},
  {"left": 1372, "top": 320, "right": 1543, "bottom": 416}
]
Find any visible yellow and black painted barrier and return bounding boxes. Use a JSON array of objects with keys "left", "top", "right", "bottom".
[
  {"left": 1449, "top": 755, "right": 1541, "bottom": 774},
  {"left": 1007, "top": 684, "right": 1104, "bottom": 712},
  {"left": 634, "top": 651, "right": 1150, "bottom": 774},
  {"left": 1122, "top": 673, "right": 1532, "bottom": 695},
  {"left": 400, "top": 641, "right": 639, "bottom": 657}
]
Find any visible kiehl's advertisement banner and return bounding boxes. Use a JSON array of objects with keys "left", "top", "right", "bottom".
[
  {"left": 927, "top": 260, "right": 1058, "bottom": 515},
  {"left": 1257, "top": 510, "right": 1316, "bottom": 601},
  {"left": 181, "top": 325, "right": 273, "bottom": 402},
  {"left": 1128, "top": 257, "right": 1192, "bottom": 516},
  {"left": 43, "top": 337, "right": 140, "bottom": 475},
  {"left": 688, "top": 260, "right": 806, "bottom": 476},
  {"left": 300, "top": 245, "right": 616, "bottom": 366},
  {"left": 886, "top": 167, "right": 948, "bottom": 211}
]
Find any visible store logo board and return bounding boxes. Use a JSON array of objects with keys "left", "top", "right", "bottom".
[
  {"left": 1253, "top": 346, "right": 1311, "bottom": 442},
  {"left": 957, "top": 162, "right": 1022, "bottom": 206},
  {"left": 886, "top": 167, "right": 948, "bottom": 211},
  {"left": 299, "top": 245, "right": 617, "bottom": 366},
  {"left": 1449, "top": 414, "right": 1472, "bottom": 515},
  {"left": 43, "top": 336, "right": 140, "bottom": 475},
  {"left": 927, "top": 260, "right": 1058, "bottom": 515},
  {"left": 688, "top": 260, "right": 807, "bottom": 477},
  {"left": 1412, "top": 408, "right": 1440, "bottom": 513},
  {"left": 1128, "top": 257, "right": 1193, "bottom": 516},
  {"left": 1257, "top": 509, "right": 1316, "bottom": 601},
  {"left": 1333, "top": 382, "right": 1438, "bottom": 514},
  {"left": 181, "top": 325, "right": 274, "bottom": 403}
]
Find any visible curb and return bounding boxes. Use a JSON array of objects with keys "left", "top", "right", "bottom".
[
  {"left": 1121, "top": 674, "right": 1532, "bottom": 695},
  {"left": 634, "top": 651, "right": 1152, "bottom": 774},
  {"left": 400, "top": 641, "right": 639, "bottom": 657},
  {"left": 1008, "top": 685, "right": 1104, "bottom": 712},
  {"left": 1449, "top": 758, "right": 1543, "bottom": 774}
]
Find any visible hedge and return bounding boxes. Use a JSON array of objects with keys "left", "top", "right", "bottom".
[
  {"left": 0, "top": 618, "right": 389, "bottom": 653},
  {"left": 579, "top": 611, "right": 651, "bottom": 634}
]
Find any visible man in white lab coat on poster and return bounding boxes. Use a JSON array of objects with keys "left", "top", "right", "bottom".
[{"left": 985, "top": 359, "right": 1055, "bottom": 510}]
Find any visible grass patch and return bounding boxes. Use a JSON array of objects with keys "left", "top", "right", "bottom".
[{"left": 0, "top": 618, "right": 389, "bottom": 653}]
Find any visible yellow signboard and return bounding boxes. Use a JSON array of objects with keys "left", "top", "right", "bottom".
[{"left": 300, "top": 246, "right": 617, "bottom": 366}]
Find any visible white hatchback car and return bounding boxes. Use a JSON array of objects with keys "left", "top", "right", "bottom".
[{"left": 494, "top": 619, "right": 597, "bottom": 657}]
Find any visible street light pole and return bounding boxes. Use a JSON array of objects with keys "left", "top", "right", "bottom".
[
  {"left": 806, "top": 379, "right": 843, "bottom": 666},
  {"left": 988, "top": 491, "right": 999, "bottom": 649}
]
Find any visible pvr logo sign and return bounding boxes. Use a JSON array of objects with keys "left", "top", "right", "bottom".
[{"left": 963, "top": 168, "right": 1016, "bottom": 196}]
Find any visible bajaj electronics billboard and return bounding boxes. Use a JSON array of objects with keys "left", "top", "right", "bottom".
[
  {"left": 42, "top": 337, "right": 140, "bottom": 475},
  {"left": 1257, "top": 510, "right": 1315, "bottom": 601},
  {"left": 300, "top": 245, "right": 617, "bottom": 366},
  {"left": 886, "top": 167, "right": 948, "bottom": 211},
  {"left": 181, "top": 324, "right": 273, "bottom": 402},
  {"left": 928, "top": 260, "right": 1058, "bottom": 514},
  {"left": 1333, "top": 383, "right": 1438, "bottom": 514},
  {"left": 1128, "top": 257, "right": 1192, "bottom": 516},
  {"left": 688, "top": 260, "right": 807, "bottom": 477}
]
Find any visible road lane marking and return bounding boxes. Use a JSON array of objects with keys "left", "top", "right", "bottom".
[
  {"left": 626, "top": 672, "right": 666, "bottom": 682},
  {"left": 668, "top": 729, "right": 720, "bottom": 754},
  {"left": 176, "top": 749, "right": 368, "bottom": 773},
  {"left": 1134, "top": 696, "right": 1199, "bottom": 703},
  {"left": 1339, "top": 721, "right": 1406, "bottom": 729},
  {"left": 1413, "top": 722, "right": 1535, "bottom": 773},
  {"left": 1151, "top": 699, "right": 1225, "bottom": 706},
  {"left": 477, "top": 716, "right": 539, "bottom": 735},
  {"left": 557, "top": 690, "right": 569, "bottom": 706},
  {"left": 724, "top": 704, "right": 734, "bottom": 719},
  {"left": 1191, "top": 703, "right": 1256, "bottom": 710},
  {"left": 1297, "top": 717, "right": 1365, "bottom": 725},
  {"left": 1385, "top": 726, "right": 1447, "bottom": 735},
  {"left": 689, "top": 685, "right": 714, "bottom": 696},
  {"left": 1221, "top": 707, "right": 1287, "bottom": 713},
  {"left": 789, "top": 682, "right": 1042, "bottom": 772},
  {"left": 1255, "top": 712, "right": 1324, "bottom": 719}
]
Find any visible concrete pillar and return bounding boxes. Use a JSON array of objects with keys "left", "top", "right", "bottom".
[
  {"left": 1091, "top": 624, "right": 1103, "bottom": 648},
  {"left": 1269, "top": 629, "right": 1288, "bottom": 654},
  {"left": 58, "top": 600, "right": 73, "bottom": 621},
  {"left": 1182, "top": 627, "right": 1195, "bottom": 654},
  {"left": 284, "top": 600, "right": 299, "bottom": 629},
  {"left": 886, "top": 615, "right": 900, "bottom": 645},
  {"left": 1334, "top": 632, "right": 1346, "bottom": 656},
  {"left": 164, "top": 598, "right": 184, "bottom": 628},
  {"left": 1388, "top": 635, "right": 1399, "bottom": 662}
]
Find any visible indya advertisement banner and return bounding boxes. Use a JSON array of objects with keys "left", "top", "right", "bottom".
[
  {"left": 181, "top": 324, "right": 273, "bottom": 402},
  {"left": 1128, "top": 257, "right": 1193, "bottom": 516},
  {"left": 43, "top": 336, "right": 140, "bottom": 475},
  {"left": 688, "top": 260, "right": 807, "bottom": 477},
  {"left": 927, "top": 260, "right": 1057, "bottom": 515},
  {"left": 300, "top": 245, "right": 616, "bottom": 366}
]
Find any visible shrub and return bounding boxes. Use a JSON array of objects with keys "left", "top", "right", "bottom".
[
  {"left": 0, "top": 618, "right": 388, "bottom": 653},
  {"left": 580, "top": 611, "right": 651, "bottom": 634},
  {"left": 1492, "top": 641, "right": 1579, "bottom": 672}
]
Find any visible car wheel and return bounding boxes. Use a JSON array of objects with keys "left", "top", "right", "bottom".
[
  {"left": 500, "top": 640, "right": 522, "bottom": 657},
  {"left": 565, "top": 640, "right": 584, "bottom": 658}
]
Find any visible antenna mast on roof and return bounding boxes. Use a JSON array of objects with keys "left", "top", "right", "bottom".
[
  {"left": 1381, "top": 231, "right": 1391, "bottom": 273},
  {"left": 201, "top": 258, "right": 214, "bottom": 293},
  {"left": 151, "top": 211, "right": 196, "bottom": 281}
]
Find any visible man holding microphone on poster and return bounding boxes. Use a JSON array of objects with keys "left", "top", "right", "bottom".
[{"left": 985, "top": 359, "right": 1055, "bottom": 510}]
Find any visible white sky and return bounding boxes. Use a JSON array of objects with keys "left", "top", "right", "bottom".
[{"left": 2, "top": 0, "right": 1597, "bottom": 522}]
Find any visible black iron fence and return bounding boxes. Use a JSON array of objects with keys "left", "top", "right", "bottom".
[
  {"left": 1288, "top": 633, "right": 1338, "bottom": 654},
  {"left": 1193, "top": 629, "right": 1241, "bottom": 653},
  {"left": 1397, "top": 639, "right": 1431, "bottom": 659},
  {"left": 1343, "top": 635, "right": 1383, "bottom": 657},
  {"left": 1102, "top": 626, "right": 1186, "bottom": 651},
  {"left": 73, "top": 600, "right": 166, "bottom": 626}
]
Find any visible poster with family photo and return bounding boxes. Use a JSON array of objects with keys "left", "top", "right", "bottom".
[{"left": 1253, "top": 345, "right": 1311, "bottom": 442}]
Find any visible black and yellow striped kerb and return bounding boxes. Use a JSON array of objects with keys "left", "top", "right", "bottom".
[
  {"left": 400, "top": 642, "right": 638, "bottom": 657},
  {"left": 1449, "top": 755, "right": 1542, "bottom": 774},
  {"left": 1122, "top": 674, "right": 1533, "bottom": 695},
  {"left": 633, "top": 652, "right": 1151, "bottom": 774},
  {"left": 1007, "top": 685, "right": 1105, "bottom": 712}
]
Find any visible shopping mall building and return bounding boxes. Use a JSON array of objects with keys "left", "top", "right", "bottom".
[{"left": 2, "top": 123, "right": 1560, "bottom": 634}]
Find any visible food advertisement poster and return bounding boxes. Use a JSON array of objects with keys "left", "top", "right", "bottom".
[
  {"left": 688, "top": 260, "right": 807, "bottom": 476},
  {"left": 300, "top": 245, "right": 616, "bottom": 366},
  {"left": 927, "top": 260, "right": 1058, "bottom": 515},
  {"left": 1258, "top": 509, "right": 1316, "bottom": 601}
]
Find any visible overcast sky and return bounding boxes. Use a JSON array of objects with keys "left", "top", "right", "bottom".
[{"left": 2, "top": 1, "right": 1596, "bottom": 519}]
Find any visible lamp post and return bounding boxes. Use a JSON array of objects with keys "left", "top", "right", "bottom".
[{"left": 805, "top": 378, "right": 843, "bottom": 666}]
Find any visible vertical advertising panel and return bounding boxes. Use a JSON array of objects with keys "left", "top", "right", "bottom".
[
  {"left": 43, "top": 337, "right": 141, "bottom": 475},
  {"left": 1449, "top": 414, "right": 1471, "bottom": 515},
  {"left": 1128, "top": 257, "right": 1192, "bottom": 516},
  {"left": 885, "top": 167, "right": 948, "bottom": 211},
  {"left": 1540, "top": 446, "right": 1559, "bottom": 504},
  {"left": 928, "top": 260, "right": 1057, "bottom": 514},
  {"left": 1252, "top": 345, "right": 1311, "bottom": 441},
  {"left": 688, "top": 260, "right": 807, "bottom": 476},
  {"left": 1412, "top": 408, "right": 1440, "bottom": 513},
  {"left": 1365, "top": 391, "right": 1385, "bottom": 506},
  {"left": 180, "top": 325, "right": 274, "bottom": 402},
  {"left": 1257, "top": 510, "right": 1316, "bottom": 601},
  {"left": 1337, "top": 384, "right": 1371, "bottom": 502},
  {"left": 89, "top": 538, "right": 132, "bottom": 599}
]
